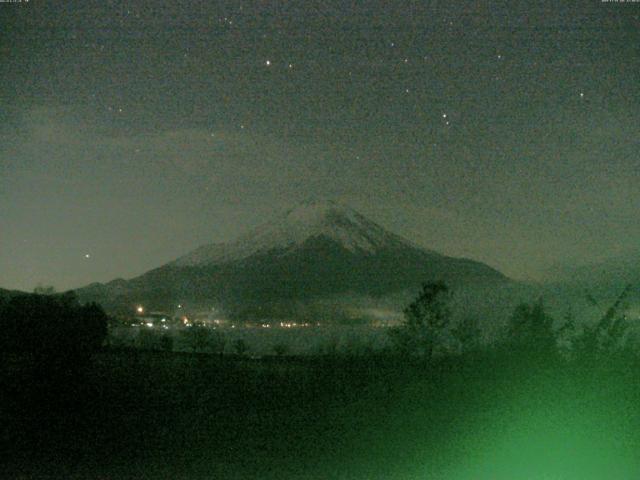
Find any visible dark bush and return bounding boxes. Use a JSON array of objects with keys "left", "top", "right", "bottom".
[
  {"left": 505, "top": 299, "right": 557, "bottom": 358},
  {"left": 0, "top": 291, "right": 108, "bottom": 368}
]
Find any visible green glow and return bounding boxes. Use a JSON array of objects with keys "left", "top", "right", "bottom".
[{"left": 419, "top": 369, "right": 640, "bottom": 480}]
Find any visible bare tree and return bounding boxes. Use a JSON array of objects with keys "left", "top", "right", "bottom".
[{"left": 574, "top": 284, "right": 632, "bottom": 364}]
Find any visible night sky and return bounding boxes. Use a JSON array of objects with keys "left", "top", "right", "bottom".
[{"left": 1, "top": 0, "right": 639, "bottom": 291}]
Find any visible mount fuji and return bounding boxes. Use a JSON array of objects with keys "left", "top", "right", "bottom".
[
  {"left": 172, "top": 201, "right": 436, "bottom": 267},
  {"left": 77, "top": 201, "right": 510, "bottom": 319}
]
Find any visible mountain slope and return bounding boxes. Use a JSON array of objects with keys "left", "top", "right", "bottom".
[
  {"left": 77, "top": 201, "right": 510, "bottom": 318},
  {"left": 171, "top": 201, "right": 433, "bottom": 267}
]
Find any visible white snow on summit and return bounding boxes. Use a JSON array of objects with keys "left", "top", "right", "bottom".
[{"left": 172, "top": 200, "right": 421, "bottom": 267}]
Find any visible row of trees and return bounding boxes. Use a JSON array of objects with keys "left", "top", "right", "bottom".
[
  {"left": 119, "top": 281, "right": 633, "bottom": 362},
  {"left": 8, "top": 281, "right": 628, "bottom": 365},
  {"left": 389, "top": 281, "right": 634, "bottom": 362}
]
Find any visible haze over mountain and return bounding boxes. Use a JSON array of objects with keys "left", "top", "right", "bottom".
[
  {"left": 551, "top": 250, "right": 640, "bottom": 284},
  {"left": 77, "top": 201, "right": 511, "bottom": 320},
  {"left": 540, "top": 250, "right": 640, "bottom": 310}
]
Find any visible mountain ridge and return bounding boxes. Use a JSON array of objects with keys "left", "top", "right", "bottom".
[
  {"left": 76, "top": 201, "right": 510, "bottom": 319},
  {"left": 171, "top": 200, "right": 434, "bottom": 267}
]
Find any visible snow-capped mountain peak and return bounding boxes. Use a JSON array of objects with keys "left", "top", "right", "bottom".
[
  {"left": 172, "top": 200, "right": 413, "bottom": 267},
  {"left": 77, "top": 200, "right": 509, "bottom": 313}
]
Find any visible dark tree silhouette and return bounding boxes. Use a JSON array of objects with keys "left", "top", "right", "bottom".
[
  {"left": 452, "top": 316, "right": 482, "bottom": 354},
  {"left": 233, "top": 338, "right": 249, "bottom": 356},
  {"left": 273, "top": 343, "right": 289, "bottom": 356},
  {"left": 505, "top": 298, "right": 557, "bottom": 359},
  {"left": 33, "top": 284, "right": 57, "bottom": 295},
  {"left": 0, "top": 291, "right": 108, "bottom": 370},
  {"left": 182, "top": 323, "right": 226, "bottom": 355},
  {"left": 160, "top": 333, "right": 174, "bottom": 352},
  {"left": 389, "top": 281, "right": 451, "bottom": 359}
]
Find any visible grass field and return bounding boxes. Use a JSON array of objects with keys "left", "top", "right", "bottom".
[{"left": 3, "top": 348, "right": 640, "bottom": 479}]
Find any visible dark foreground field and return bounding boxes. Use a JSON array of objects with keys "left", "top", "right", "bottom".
[{"left": 3, "top": 349, "right": 640, "bottom": 480}]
